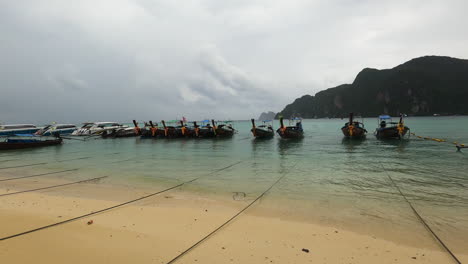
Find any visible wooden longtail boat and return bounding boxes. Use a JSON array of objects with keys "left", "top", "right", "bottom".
[
  {"left": 141, "top": 121, "right": 164, "bottom": 138},
  {"left": 212, "top": 120, "right": 235, "bottom": 138},
  {"left": 161, "top": 120, "right": 181, "bottom": 138},
  {"left": 0, "top": 134, "right": 62, "bottom": 150},
  {"left": 276, "top": 117, "right": 304, "bottom": 139},
  {"left": 251, "top": 119, "right": 274, "bottom": 139},
  {"left": 196, "top": 120, "right": 216, "bottom": 138},
  {"left": 374, "top": 114, "right": 409, "bottom": 139},
  {"left": 176, "top": 120, "right": 197, "bottom": 138},
  {"left": 341, "top": 113, "right": 367, "bottom": 138}
]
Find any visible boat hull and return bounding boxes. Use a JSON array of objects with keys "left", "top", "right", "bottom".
[
  {"left": 252, "top": 128, "right": 274, "bottom": 139},
  {"left": 0, "top": 138, "right": 62, "bottom": 150},
  {"left": 102, "top": 129, "right": 138, "bottom": 138},
  {"left": 341, "top": 126, "right": 367, "bottom": 138},
  {"left": 0, "top": 128, "right": 40, "bottom": 136},
  {"left": 42, "top": 128, "right": 76, "bottom": 136},
  {"left": 276, "top": 127, "right": 304, "bottom": 139},
  {"left": 215, "top": 127, "right": 234, "bottom": 138},
  {"left": 375, "top": 126, "right": 409, "bottom": 139}
]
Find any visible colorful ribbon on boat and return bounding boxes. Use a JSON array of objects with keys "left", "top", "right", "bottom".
[
  {"left": 150, "top": 127, "right": 157, "bottom": 137},
  {"left": 348, "top": 125, "right": 354, "bottom": 136},
  {"left": 397, "top": 123, "right": 405, "bottom": 134},
  {"left": 181, "top": 126, "right": 187, "bottom": 136}
]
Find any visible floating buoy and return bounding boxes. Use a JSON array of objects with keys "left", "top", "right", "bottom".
[{"left": 87, "top": 220, "right": 94, "bottom": 225}]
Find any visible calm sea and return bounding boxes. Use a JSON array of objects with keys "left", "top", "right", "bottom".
[{"left": 1, "top": 116, "right": 467, "bottom": 253}]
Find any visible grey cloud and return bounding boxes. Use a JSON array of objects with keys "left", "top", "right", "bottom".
[{"left": 1, "top": 0, "right": 467, "bottom": 124}]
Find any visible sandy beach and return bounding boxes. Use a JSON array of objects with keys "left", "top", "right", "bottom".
[{"left": 1, "top": 175, "right": 466, "bottom": 264}]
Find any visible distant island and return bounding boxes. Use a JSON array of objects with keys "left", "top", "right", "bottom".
[
  {"left": 276, "top": 56, "right": 468, "bottom": 119},
  {"left": 258, "top": 111, "right": 276, "bottom": 120}
]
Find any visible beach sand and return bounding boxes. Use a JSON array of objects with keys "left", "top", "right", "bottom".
[{"left": 0, "top": 177, "right": 466, "bottom": 264}]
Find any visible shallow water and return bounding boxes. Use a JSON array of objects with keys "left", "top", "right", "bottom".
[{"left": 1, "top": 116, "right": 467, "bottom": 253}]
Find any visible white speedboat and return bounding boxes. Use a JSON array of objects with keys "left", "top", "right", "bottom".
[
  {"left": 71, "top": 122, "right": 126, "bottom": 136},
  {"left": 35, "top": 124, "right": 77, "bottom": 136},
  {"left": 0, "top": 124, "right": 40, "bottom": 136}
]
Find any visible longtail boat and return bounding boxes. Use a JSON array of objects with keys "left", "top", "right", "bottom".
[
  {"left": 141, "top": 121, "right": 164, "bottom": 138},
  {"left": 212, "top": 120, "right": 235, "bottom": 138},
  {"left": 0, "top": 134, "right": 62, "bottom": 150},
  {"left": 341, "top": 113, "right": 367, "bottom": 138},
  {"left": 176, "top": 120, "right": 197, "bottom": 138},
  {"left": 374, "top": 114, "right": 409, "bottom": 139},
  {"left": 193, "top": 120, "right": 216, "bottom": 138},
  {"left": 161, "top": 120, "right": 184, "bottom": 138},
  {"left": 276, "top": 117, "right": 304, "bottom": 139},
  {"left": 251, "top": 119, "right": 274, "bottom": 139}
]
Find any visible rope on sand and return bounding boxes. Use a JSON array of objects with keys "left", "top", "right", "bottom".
[
  {"left": 0, "top": 162, "right": 47, "bottom": 170},
  {"left": 0, "top": 176, "right": 108, "bottom": 197},
  {"left": 0, "top": 160, "right": 243, "bottom": 241},
  {"left": 165, "top": 162, "right": 298, "bottom": 264},
  {"left": 0, "top": 169, "right": 79, "bottom": 182},
  {"left": 380, "top": 163, "right": 462, "bottom": 264}
]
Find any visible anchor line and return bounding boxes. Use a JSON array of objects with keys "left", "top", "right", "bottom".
[
  {"left": 0, "top": 176, "right": 108, "bottom": 197},
  {"left": 0, "top": 160, "right": 243, "bottom": 241},
  {"left": 0, "top": 169, "right": 79, "bottom": 182},
  {"left": 165, "top": 162, "right": 298, "bottom": 264},
  {"left": 380, "top": 163, "right": 461, "bottom": 264}
]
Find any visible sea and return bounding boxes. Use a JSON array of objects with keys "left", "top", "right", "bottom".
[{"left": 1, "top": 116, "right": 467, "bottom": 254}]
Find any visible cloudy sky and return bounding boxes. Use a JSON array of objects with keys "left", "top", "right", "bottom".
[{"left": 1, "top": 0, "right": 467, "bottom": 124}]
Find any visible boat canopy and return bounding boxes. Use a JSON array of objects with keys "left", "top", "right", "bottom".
[{"left": 379, "top": 115, "right": 391, "bottom": 119}]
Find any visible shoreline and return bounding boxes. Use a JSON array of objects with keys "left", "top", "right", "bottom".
[{"left": 1, "top": 177, "right": 467, "bottom": 263}]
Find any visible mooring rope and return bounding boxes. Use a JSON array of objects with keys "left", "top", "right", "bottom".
[
  {"left": 0, "top": 176, "right": 108, "bottom": 197},
  {"left": 0, "top": 159, "right": 19, "bottom": 163},
  {"left": 165, "top": 162, "right": 298, "bottom": 264},
  {"left": 380, "top": 163, "right": 462, "bottom": 264},
  {"left": 0, "top": 160, "right": 243, "bottom": 241},
  {"left": 0, "top": 168, "right": 79, "bottom": 182},
  {"left": 56, "top": 156, "right": 91, "bottom": 162},
  {"left": 0, "top": 162, "right": 47, "bottom": 170}
]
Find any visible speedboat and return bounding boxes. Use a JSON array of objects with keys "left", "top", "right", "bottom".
[
  {"left": 71, "top": 122, "right": 126, "bottom": 136},
  {"left": 374, "top": 114, "right": 409, "bottom": 139},
  {"left": 0, "top": 134, "right": 62, "bottom": 150},
  {"left": 0, "top": 124, "right": 40, "bottom": 136},
  {"left": 251, "top": 119, "right": 274, "bottom": 139},
  {"left": 101, "top": 120, "right": 141, "bottom": 138},
  {"left": 35, "top": 124, "right": 77, "bottom": 136},
  {"left": 276, "top": 117, "right": 304, "bottom": 139},
  {"left": 341, "top": 113, "right": 367, "bottom": 138}
]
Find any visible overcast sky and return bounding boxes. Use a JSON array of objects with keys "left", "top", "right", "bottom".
[{"left": 1, "top": 0, "right": 467, "bottom": 124}]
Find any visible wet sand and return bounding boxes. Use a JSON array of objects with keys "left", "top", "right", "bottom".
[{"left": 1, "top": 176, "right": 465, "bottom": 264}]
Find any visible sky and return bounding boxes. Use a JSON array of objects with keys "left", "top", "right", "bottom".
[{"left": 1, "top": 0, "right": 468, "bottom": 124}]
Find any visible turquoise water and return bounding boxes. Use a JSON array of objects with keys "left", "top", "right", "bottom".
[{"left": 1, "top": 116, "right": 467, "bottom": 253}]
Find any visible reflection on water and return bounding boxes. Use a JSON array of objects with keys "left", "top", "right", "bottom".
[
  {"left": 341, "top": 137, "right": 365, "bottom": 152},
  {"left": 277, "top": 138, "right": 303, "bottom": 156}
]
